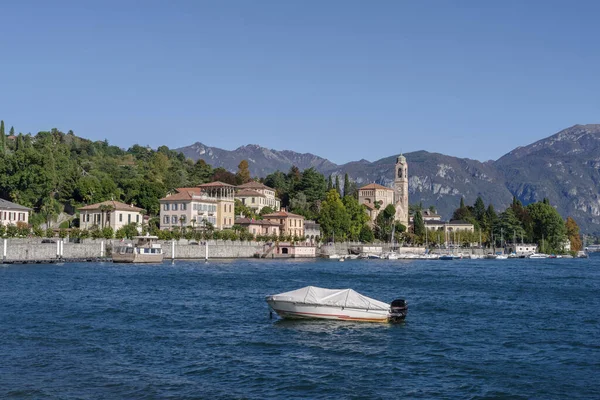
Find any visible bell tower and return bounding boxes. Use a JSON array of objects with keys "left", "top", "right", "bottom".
[{"left": 394, "top": 154, "right": 409, "bottom": 227}]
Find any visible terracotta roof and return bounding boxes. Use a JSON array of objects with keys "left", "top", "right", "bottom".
[
  {"left": 235, "top": 189, "right": 266, "bottom": 198},
  {"left": 237, "top": 181, "right": 273, "bottom": 190},
  {"left": 359, "top": 183, "right": 393, "bottom": 191},
  {"left": 160, "top": 191, "right": 195, "bottom": 201},
  {"left": 197, "top": 181, "right": 234, "bottom": 188},
  {"left": 235, "top": 218, "right": 280, "bottom": 226},
  {"left": 262, "top": 210, "right": 305, "bottom": 219},
  {"left": 79, "top": 200, "right": 144, "bottom": 212},
  {"left": 0, "top": 198, "right": 32, "bottom": 211}
]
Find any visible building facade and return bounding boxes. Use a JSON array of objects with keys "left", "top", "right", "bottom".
[
  {"left": 304, "top": 220, "right": 321, "bottom": 245},
  {"left": 358, "top": 183, "right": 395, "bottom": 224},
  {"left": 234, "top": 218, "right": 281, "bottom": 237},
  {"left": 424, "top": 219, "right": 475, "bottom": 233},
  {"left": 79, "top": 200, "right": 145, "bottom": 231},
  {"left": 159, "top": 182, "right": 235, "bottom": 230},
  {"left": 0, "top": 198, "right": 31, "bottom": 226},
  {"left": 358, "top": 154, "right": 409, "bottom": 227},
  {"left": 262, "top": 210, "right": 305, "bottom": 238},
  {"left": 235, "top": 181, "right": 280, "bottom": 213}
]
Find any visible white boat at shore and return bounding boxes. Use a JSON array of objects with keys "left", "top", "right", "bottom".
[
  {"left": 266, "top": 286, "right": 407, "bottom": 323},
  {"left": 325, "top": 254, "right": 341, "bottom": 259},
  {"left": 112, "top": 235, "right": 164, "bottom": 263},
  {"left": 528, "top": 253, "right": 549, "bottom": 259}
]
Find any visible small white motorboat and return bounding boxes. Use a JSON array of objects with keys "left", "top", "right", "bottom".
[
  {"left": 266, "top": 286, "right": 407, "bottom": 323},
  {"left": 384, "top": 252, "right": 399, "bottom": 260},
  {"left": 528, "top": 253, "right": 549, "bottom": 259}
]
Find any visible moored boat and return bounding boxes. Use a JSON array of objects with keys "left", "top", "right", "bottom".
[
  {"left": 528, "top": 253, "right": 549, "bottom": 259},
  {"left": 266, "top": 286, "right": 407, "bottom": 323},
  {"left": 112, "top": 235, "right": 164, "bottom": 263}
]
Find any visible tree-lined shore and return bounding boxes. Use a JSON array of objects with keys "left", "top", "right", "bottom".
[{"left": 0, "top": 121, "right": 584, "bottom": 252}]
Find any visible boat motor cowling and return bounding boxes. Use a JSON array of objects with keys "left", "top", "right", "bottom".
[{"left": 389, "top": 299, "right": 408, "bottom": 322}]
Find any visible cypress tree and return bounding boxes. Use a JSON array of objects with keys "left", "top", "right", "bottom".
[
  {"left": 335, "top": 175, "right": 341, "bottom": 196},
  {"left": 460, "top": 197, "right": 465, "bottom": 209},
  {"left": 343, "top": 173, "right": 350, "bottom": 197},
  {"left": 327, "top": 175, "right": 333, "bottom": 191},
  {"left": 0, "top": 120, "right": 4, "bottom": 153},
  {"left": 9, "top": 126, "right": 15, "bottom": 136},
  {"left": 414, "top": 210, "right": 425, "bottom": 238}
]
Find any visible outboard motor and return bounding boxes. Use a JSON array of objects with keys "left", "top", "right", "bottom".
[{"left": 389, "top": 299, "right": 408, "bottom": 322}]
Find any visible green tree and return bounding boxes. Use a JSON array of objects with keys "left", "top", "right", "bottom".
[
  {"left": 359, "top": 225, "right": 374, "bottom": 243},
  {"left": 473, "top": 196, "right": 486, "bottom": 224},
  {"left": 413, "top": 210, "right": 425, "bottom": 238},
  {"left": 374, "top": 204, "right": 396, "bottom": 242},
  {"left": 318, "top": 189, "right": 349, "bottom": 242},
  {"left": 296, "top": 168, "right": 327, "bottom": 203},
  {"left": 334, "top": 175, "right": 341, "bottom": 196},
  {"left": 259, "top": 206, "right": 275, "bottom": 216},
  {"left": 495, "top": 208, "right": 525, "bottom": 245},
  {"left": 343, "top": 174, "right": 350, "bottom": 197},
  {"left": 526, "top": 201, "right": 567, "bottom": 253},
  {"left": 189, "top": 159, "right": 213, "bottom": 185},
  {"left": 0, "top": 120, "right": 5, "bottom": 153},
  {"left": 327, "top": 175, "right": 333, "bottom": 191},
  {"left": 343, "top": 195, "right": 369, "bottom": 241},
  {"left": 234, "top": 199, "right": 256, "bottom": 219}
]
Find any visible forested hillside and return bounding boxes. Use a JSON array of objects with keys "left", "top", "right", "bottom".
[{"left": 0, "top": 123, "right": 225, "bottom": 226}]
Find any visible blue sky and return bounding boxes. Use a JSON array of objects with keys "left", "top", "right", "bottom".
[{"left": 2, "top": 0, "right": 599, "bottom": 164}]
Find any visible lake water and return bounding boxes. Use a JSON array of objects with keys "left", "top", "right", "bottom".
[{"left": 1, "top": 257, "right": 599, "bottom": 399}]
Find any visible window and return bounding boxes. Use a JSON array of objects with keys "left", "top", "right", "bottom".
[
  {"left": 173, "top": 204, "right": 178, "bottom": 211},
  {"left": 172, "top": 216, "right": 178, "bottom": 224},
  {"left": 128, "top": 214, "right": 131, "bottom": 223},
  {"left": 229, "top": 204, "right": 232, "bottom": 212},
  {"left": 164, "top": 215, "right": 169, "bottom": 224},
  {"left": 180, "top": 215, "right": 186, "bottom": 224},
  {"left": 181, "top": 203, "right": 186, "bottom": 211},
  {"left": 136, "top": 215, "right": 139, "bottom": 223},
  {"left": 252, "top": 197, "right": 255, "bottom": 203},
  {"left": 224, "top": 218, "right": 227, "bottom": 226},
  {"left": 119, "top": 214, "right": 123, "bottom": 222},
  {"left": 164, "top": 204, "right": 169, "bottom": 211},
  {"left": 86, "top": 214, "right": 90, "bottom": 222}
]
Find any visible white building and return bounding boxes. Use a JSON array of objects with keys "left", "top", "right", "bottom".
[
  {"left": 0, "top": 198, "right": 31, "bottom": 226},
  {"left": 159, "top": 182, "right": 235, "bottom": 230},
  {"left": 79, "top": 200, "right": 145, "bottom": 231},
  {"left": 235, "top": 181, "right": 280, "bottom": 213}
]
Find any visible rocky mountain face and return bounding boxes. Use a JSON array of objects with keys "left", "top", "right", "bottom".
[
  {"left": 175, "top": 125, "right": 600, "bottom": 234},
  {"left": 495, "top": 124, "right": 600, "bottom": 234},
  {"left": 177, "top": 143, "right": 337, "bottom": 177}
]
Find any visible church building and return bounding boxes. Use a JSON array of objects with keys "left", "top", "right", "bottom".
[{"left": 358, "top": 154, "right": 409, "bottom": 228}]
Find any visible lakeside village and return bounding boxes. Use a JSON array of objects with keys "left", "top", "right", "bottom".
[{"left": 0, "top": 143, "right": 587, "bottom": 262}]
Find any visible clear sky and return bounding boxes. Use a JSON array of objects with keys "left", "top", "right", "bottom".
[{"left": 2, "top": 0, "right": 600, "bottom": 164}]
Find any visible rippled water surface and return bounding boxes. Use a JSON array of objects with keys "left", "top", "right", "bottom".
[{"left": 1, "top": 257, "right": 599, "bottom": 399}]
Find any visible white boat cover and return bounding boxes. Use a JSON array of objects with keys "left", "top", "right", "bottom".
[{"left": 270, "top": 286, "right": 390, "bottom": 311}]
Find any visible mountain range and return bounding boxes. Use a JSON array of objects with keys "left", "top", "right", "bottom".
[{"left": 176, "top": 124, "right": 600, "bottom": 234}]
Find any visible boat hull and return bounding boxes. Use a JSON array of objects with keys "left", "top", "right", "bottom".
[
  {"left": 266, "top": 299, "right": 390, "bottom": 322},
  {"left": 111, "top": 253, "right": 165, "bottom": 263}
]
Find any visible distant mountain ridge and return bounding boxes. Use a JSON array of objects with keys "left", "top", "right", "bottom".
[{"left": 175, "top": 124, "right": 600, "bottom": 234}]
